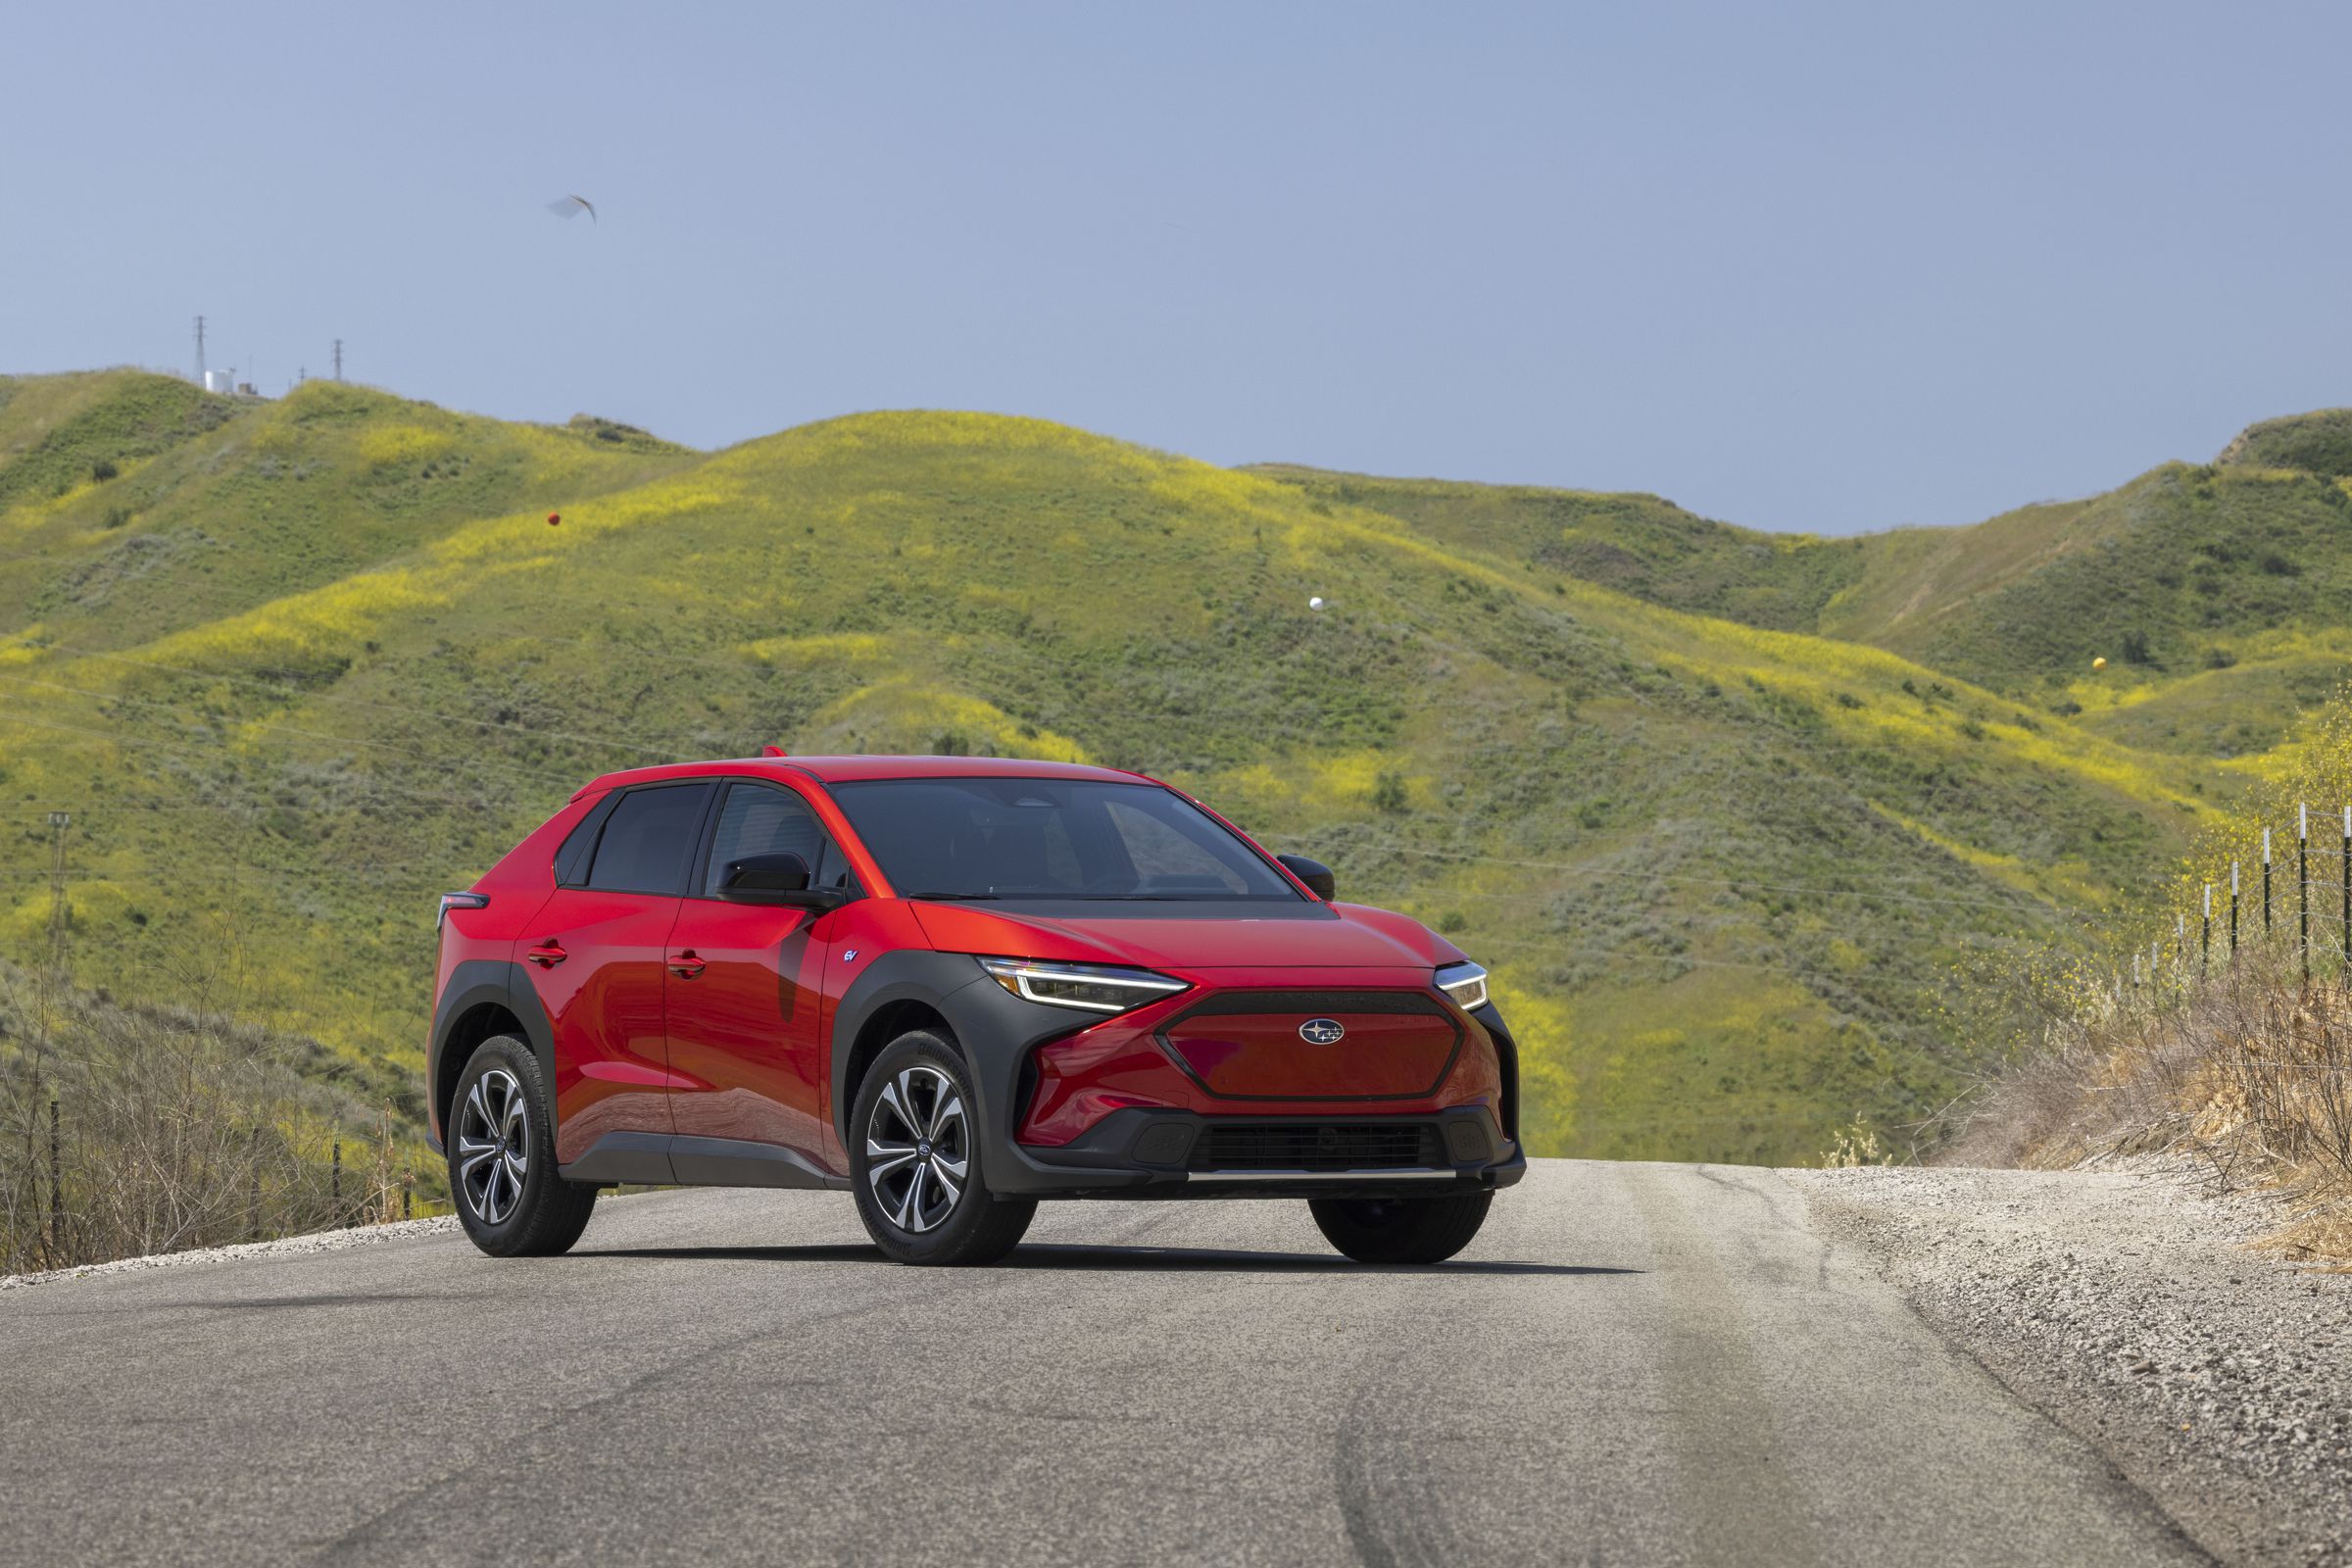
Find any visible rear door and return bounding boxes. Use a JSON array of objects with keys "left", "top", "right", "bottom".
[
  {"left": 525, "top": 780, "right": 716, "bottom": 1165},
  {"left": 662, "top": 779, "right": 857, "bottom": 1166}
]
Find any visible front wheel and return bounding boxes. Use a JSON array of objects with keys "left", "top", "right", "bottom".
[
  {"left": 850, "top": 1031, "right": 1035, "bottom": 1266},
  {"left": 448, "top": 1036, "right": 597, "bottom": 1257},
  {"left": 1309, "top": 1192, "right": 1492, "bottom": 1264}
]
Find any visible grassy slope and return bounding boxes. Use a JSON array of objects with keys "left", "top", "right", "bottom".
[
  {"left": 1265, "top": 439, "right": 2352, "bottom": 764},
  {"left": 0, "top": 373, "right": 2243, "bottom": 1180}
]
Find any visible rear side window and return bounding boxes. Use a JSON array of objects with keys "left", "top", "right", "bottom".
[
  {"left": 553, "top": 794, "right": 616, "bottom": 886},
  {"left": 585, "top": 783, "right": 713, "bottom": 895},
  {"left": 703, "top": 784, "right": 847, "bottom": 896}
]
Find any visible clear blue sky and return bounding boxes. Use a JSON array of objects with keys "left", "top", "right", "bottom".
[{"left": 8, "top": 2, "right": 2348, "bottom": 533}]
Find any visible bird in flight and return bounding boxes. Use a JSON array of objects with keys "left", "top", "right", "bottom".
[{"left": 545, "top": 195, "right": 597, "bottom": 223}]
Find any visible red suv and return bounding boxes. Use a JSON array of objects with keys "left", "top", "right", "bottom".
[{"left": 429, "top": 756, "right": 1523, "bottom": 1266}]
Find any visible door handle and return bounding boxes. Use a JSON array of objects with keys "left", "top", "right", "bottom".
[
  {"left": 525, "top": 942, "right": 567, "bottom": 968},
  {"left": 667, "top": 951, "right": 707, "bottom": 979}
]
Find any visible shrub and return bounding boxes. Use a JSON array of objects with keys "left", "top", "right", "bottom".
[
  {"left": 89, "top": 458, "right": 118, "bottom": 483},
  {"left": 1370, "top": 771, "right": 1408, "bottom": 813}
]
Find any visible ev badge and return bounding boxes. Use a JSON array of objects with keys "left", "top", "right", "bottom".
[{"left": 1298, "top": 1017, "right": 1346, "bottom": 1045}]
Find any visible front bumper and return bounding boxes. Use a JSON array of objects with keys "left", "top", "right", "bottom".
[
  {"left": 830, "top": 958, "right": 1526, "bottom": 1202},
  {"left": 989, "top": 1103, "right": 1526, "bottom": 1200}
]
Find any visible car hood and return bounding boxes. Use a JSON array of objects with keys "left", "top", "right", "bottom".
[{"left": 906, "top": 899, "right": 1461, "bottom": 976}]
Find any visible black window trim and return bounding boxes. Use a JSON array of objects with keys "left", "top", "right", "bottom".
[
  {"left": 686, "top": 776, "right": 862, "bottom": 906},
  {"left": 567, "top": 780, "right": 721, "bottom": 898}
]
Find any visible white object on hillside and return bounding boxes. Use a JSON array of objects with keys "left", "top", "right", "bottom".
[{"left": 1308, "top": 596, "right": 1326, "bottom": 611}]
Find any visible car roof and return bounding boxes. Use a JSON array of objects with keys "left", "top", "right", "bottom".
[{"left": 573, "top": 754, "right": 1154, "bottom": 798}]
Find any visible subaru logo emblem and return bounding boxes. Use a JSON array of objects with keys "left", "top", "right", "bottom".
[{"left": 1298, "top": 1017, "right": 1346, "bottom": 1045}]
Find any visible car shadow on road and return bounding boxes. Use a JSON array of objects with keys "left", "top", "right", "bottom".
[{"left": 572, "top": 1242, "right": 1638, "bottom": 1277}]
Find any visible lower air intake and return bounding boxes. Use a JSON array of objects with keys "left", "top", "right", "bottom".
[{"left": 1190, "top": 1122, "right": 1442, "bottom": 1173}]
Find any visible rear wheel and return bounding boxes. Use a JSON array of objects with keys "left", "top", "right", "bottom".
[
  {"left": 448, "top": 1036, "right": 597, "bottom": 1258},
  {"left": 1309, "top": 1192, "right": 1492, "bottom": 1264},
  {"left": 850, "top": 1031, "right": 1035, "bottom": 1265}
]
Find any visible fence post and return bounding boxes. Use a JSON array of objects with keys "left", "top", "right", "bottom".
[
  {"left": 2342, "top": 806, "right": 2350, "bottom": 969},
  {"left": 2299, "top": 804, "right": 2310, "bottom": 985},
  {"left": 47, "top": 1099, "right": 63, "bottom": 1269},
  {"left": 2230, "top": 860, "right": 2240, "bottom": 959},
  {"left": 402, "top": 1168, "right": 413, "bottom": 1222},
  {"left": 248, "top": 1128, "right": 261, "bottom": 1243},
  {"left": 2202, "top": 883, "right": 2212, "bottom": 975},
  {"left": 2263, "top": 827, "right": 2274, "bottom": 942},
  {"left": 332, "top": 1141, "right": 343, "bottom": 1228}
]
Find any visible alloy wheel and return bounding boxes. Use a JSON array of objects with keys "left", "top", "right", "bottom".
[
  {"left": 456, "top": 1067, "right": 529, "bottom": 1226},
  {"left": 865, "top": 1065, "right": 969, "bottom": 1234}
]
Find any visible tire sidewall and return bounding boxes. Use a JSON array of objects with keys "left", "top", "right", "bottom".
[
  {"left": 447, "top": 1035, "right": 564, "bottom": 1254},
  {"left": 850, "top": 1032, "right": 1000, "bottom": 1264}
]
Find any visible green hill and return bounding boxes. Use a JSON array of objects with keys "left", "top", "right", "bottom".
[
  {"left": 1263, "top": 432, "right": 2352, "bottom": 763},
  {"left": 0, "top": 370, "right": 2288, "bottom": 1186}
]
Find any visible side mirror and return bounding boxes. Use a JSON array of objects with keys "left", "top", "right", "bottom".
[
  {"left": 719, "top": 852, "right": 846, "bottom": 910},
  {"left": 1277, "top": 853, "right": 1336, "bottom": 901}
]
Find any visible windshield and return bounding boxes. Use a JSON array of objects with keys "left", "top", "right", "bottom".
[{"left": 829, "top": 778, "right": 1301, "bottom": 902}]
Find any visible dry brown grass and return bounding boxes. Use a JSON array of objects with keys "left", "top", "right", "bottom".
[
  {"left": 0, "top": 962, "right": 415, "bottom": 1275},
  {"left": 1950, "top": 941, "right": 2352, "bottom": 1259}
]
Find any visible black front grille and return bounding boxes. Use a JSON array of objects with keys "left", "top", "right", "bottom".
[{"left": 1190, "top": 1122, "right": 1442, "bottom": 1173}]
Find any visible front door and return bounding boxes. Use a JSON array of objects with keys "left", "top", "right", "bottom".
[
  {"left": 662, "top": 780, "right": 856, "bottom": 1166},
  {"left": 525, "top": 780, "right": 714, "bottom": 1164}
]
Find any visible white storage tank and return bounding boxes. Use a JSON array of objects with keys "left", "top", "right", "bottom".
[{"left": 202, "top": 369, "right": 235, "bottom": 395}]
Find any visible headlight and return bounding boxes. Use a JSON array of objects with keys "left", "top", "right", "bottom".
[
  {"left": 1435, "top": 960, "right": 1489, "bottom": 1011},
  {"left": 978, "top": 956, "right": 1190, "bottom": 1013}
]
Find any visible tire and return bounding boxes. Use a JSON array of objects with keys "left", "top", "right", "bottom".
[
  {"left": 850, "top": 1031, "right": 1035, "bottom": 1266},
  {"left": 1309, "top": 1191, "right": 1492, "bottom": 1265},
  {"left": 447, "top": 1035, "right": 597, "bottom": 1258}
]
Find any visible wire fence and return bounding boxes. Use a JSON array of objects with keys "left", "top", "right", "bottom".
[
  {"left": 1, "top": 1102, "right": 431, "bottom": 1277},
  {"left": 2098, "top": 803, "right": 2352, "bottom": 997}
]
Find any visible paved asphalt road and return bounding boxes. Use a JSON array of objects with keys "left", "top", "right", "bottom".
[{"left": 1, "top": 1160, "right": 2203, "bottom": 1567}]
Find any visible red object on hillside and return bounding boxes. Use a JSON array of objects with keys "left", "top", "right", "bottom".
[{"left": 546, "top": 513, "right": 562, "bottom": 526}]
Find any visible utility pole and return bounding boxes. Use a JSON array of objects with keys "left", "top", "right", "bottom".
[
  {"left": 44, "top": 811, "right": 71, "bottom": 980},
  {"left": 194, "top": 316, "right": 206, "bottom": 383},
  {"left": 332, "top": 339, "right": 343, "bottom": 381}
]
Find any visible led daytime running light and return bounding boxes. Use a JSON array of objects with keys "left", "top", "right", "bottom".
[
  {"left": 1435, "top": 960, "right": 1490, "bottom": 1012},
  {"left": 978, "top": 956, "right": 1189, "bottom": 1013}
]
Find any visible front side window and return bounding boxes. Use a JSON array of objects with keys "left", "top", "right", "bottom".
[
  {"left": 585, "top": 783, "right": 713, "bottom": 895},
  {"left": 828, "top": 778, "right": 1298, "bottom": 901},
  {"left": 703, "top": 783, "right": 850, "bottom": 896}
]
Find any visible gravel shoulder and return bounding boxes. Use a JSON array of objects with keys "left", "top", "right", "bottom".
[
  {"left": 0, "top": 1215, "right": 463, "bottom": 1293},
  {"left": 1790, "top": 1162, "right": 2352, "bottom": 1568}
]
